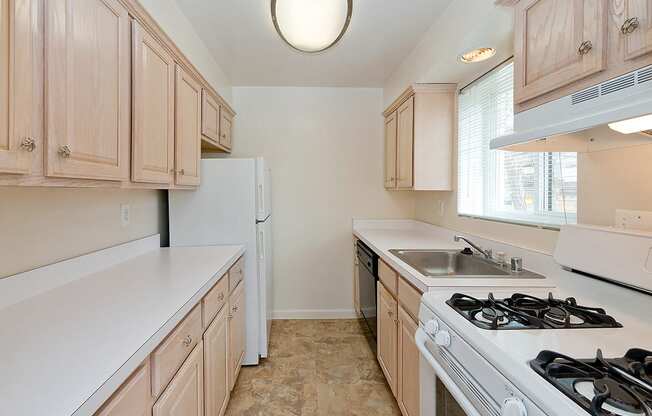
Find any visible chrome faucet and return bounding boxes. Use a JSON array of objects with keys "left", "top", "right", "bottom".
[{"left": 454, "top": 235, "right": 492, "bottom": 260}]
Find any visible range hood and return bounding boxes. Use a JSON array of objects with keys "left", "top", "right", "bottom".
[{"left": 491, "top": 64, "right": 652, "bottom": 152}]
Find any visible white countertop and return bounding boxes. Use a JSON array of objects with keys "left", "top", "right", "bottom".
[
  {"left": 353, "top": 219, "right": 556, "bottom": 292},
  {"left": 0, "top": 238, "right": 244, "bottom": 416}
]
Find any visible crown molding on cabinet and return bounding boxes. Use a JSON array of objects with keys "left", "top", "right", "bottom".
[
  {"left": 383, "top": 84, "right": 457, "bottom": 117},
  {"left": 121, "top": 0, "right": 236, "bottom": 117}
]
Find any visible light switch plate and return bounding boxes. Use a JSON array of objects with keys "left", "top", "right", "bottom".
[
  {"left": 120, "top": 204, "right": 130, "bottom": 227},
  {"left": 615, "top": 209, "right": 652, "bottom": 231}
]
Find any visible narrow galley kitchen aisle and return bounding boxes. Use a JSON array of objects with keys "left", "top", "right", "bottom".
[{"left": 225, "top": 320, "right": 401, "bottom": 416}]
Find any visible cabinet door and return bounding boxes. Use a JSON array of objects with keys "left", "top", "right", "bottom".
[
  {"left": 622, "top": 0, "right": 652, "bottom": 61},
  {"left": 0, "top": 0, "right": 39, "bottom": 175},
  {"left": 45, "top": 0, "right": 130, "bottom": 180},
  {"left": 397, "top": 306, "right": 420, "bottom": 416},
  {"left": 175, "top": 65, "right": 201, "bottom": 186},
  {"left": 132, "top": 21, "right": 175, "bottom": 184},
  {"left": 384, "top": 112, "right": 397, "bottom": 189},
  {"left": 377, "top": 282, "right": 398, "bottom": 397},
  {"left": 204, "top": 306, "right": 229, "bottom": 416},
  {"left": 396, "top": 97, "right": 414, "bottom": 190},
  {"left": 153, "top": 342, "right": 204, "bottom": 416},
  {"left": 95, "top": 360, "right": 152, "bottom": 416},
  {"left": 219, "top": 109, "right": 233, "bottom": 150},
  {"left": 228, "top": 281, "right": 245, "bottom": 391},
  {"left": 514, "top": 0, "right": 607, "bottom": 104},
  {"left": 201, "top": 90, "right": 220, "bottom": 145}
]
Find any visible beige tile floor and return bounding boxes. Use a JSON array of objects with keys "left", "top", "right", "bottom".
[{"left": 225, "top": 319, "right": 402, "bottom": 416}]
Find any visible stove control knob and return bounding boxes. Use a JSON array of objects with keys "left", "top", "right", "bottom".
[
  {"left": 424, "top": 319, "right": 439, "bottom": 335},
  {"left": 434, "top": 330, "right": 451, "bottom": 347},
  {"left": 501, "top": 397, "right": 527, "bottom": 416}
]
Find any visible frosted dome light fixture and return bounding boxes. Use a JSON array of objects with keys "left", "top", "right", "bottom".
[{"left": 271, "top": 0, "right": 353, "bottom": 53}]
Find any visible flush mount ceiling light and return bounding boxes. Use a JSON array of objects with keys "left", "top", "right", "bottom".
[
  {"left": 459, "top": 47, "right": 496, "bottom": 64},
  {"left": 271, "top": 0, "right": 353, "bottom": 53},
  {"left": 608, "top": 114, "right": 652, "bottom": 134}
]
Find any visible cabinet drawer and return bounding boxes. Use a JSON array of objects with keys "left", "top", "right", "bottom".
[
  {"left": 228, "top": 256, "right": 244, "bottom": 293},
  {"left": 398, "top": 277, "right": 423, "bottom": 322},
  {"left": 95, "top": 360, "right": 151, "bottom": 416},
  {"left": 379, "top": 259, "right": 398, "bottom": 298},
  {"left": 202, "top": 275, "right": 228, "bottom": 329},
  {"left": 151, "top": 305, "right": 202, "bottom": 397}
]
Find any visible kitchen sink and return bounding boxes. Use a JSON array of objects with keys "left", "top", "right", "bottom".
[{"left": 388, "top": 249, "right": 544, "bottom": 278}]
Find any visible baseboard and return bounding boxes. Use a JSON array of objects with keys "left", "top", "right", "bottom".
[{"left": 272, "top": 309, "right": 359, "bottom": 320}]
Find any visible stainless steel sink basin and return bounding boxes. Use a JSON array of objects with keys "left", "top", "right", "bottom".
[{"left": 388, "top": 249, "right": 543, "bottom": 278}]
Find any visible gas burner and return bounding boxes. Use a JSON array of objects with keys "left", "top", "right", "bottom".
[
  {"left": 447, "top": 292, "right": 622, "bottom": 330},
  {"left": 531, "top": 349, "right": 652, "bottom": 416}
]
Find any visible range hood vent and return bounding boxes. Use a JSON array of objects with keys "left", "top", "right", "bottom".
[{"left": 491, "top": 65, "right": 652, "bottom": 152}]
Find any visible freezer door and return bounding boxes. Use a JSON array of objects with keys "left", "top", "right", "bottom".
[
  {"left": 256, "top": 217, "right": 273, "bottom": 357},
  {"left": 256, "top": 157, "right": 272, "bottom": 221}
]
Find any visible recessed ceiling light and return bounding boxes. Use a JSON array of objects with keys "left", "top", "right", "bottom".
[
  {"left": 459, "top": 47, "right": 497, "bottom": 64},
  {"left": 271, "top": 0, "right": 353, "bottom": 53},
  {"left": 608, "top": 114, "right": 652, "bottom": 134}
]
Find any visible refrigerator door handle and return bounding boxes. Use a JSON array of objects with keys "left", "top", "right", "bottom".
[
  {"left": 258, "top": 228, "right": 265, "bottom": 260},
  {"left": 257, "top": 184, "right": 264, "bottom": 217}
]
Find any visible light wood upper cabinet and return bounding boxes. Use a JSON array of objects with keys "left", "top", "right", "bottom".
[
  {"left": 383, "top": 84, "right": 455, "bottom": 191},
  {"left": 377, "top": 282, "right": 398, "bottom": 397},
  {"left": 384, "top": 112, "right": 397, "bottom": 189},
  {"left": 219, "top": 108, "right": 234, "bottom": 150},
  {"left": 131, "top": 20, "right": 175, "bottom": 184},
  {"left": 201, "top": 89, "right": 221, "bottom": 146},
  {"left": 622, "top": 0, "right": 652, "bottom": 61},
  {"left": 228, "top": 281, "right": 245, "bottom": 391},
  {"left": 0, "top": 0, "right": 39, "bottom": 175},
  {"left": 397, "top": 305, "right": 420, "bottom": 416},
  {"left": 175, "top": 65, "right": 201, "bottom": 186},
  {"left": 45, "top": 0, "right": 131, "bottom": 181},
  {"left": 396, "top": 97, "right": 414, "bottom": 190},
  {"left": 203, "top": 305, "right": 229, "bottom": 416},
  {"left": 95, "top": 360, "right": 152, "bottom": 416},
  {"left": 153, "top": 342, "right": 204, "bottom": 416}
]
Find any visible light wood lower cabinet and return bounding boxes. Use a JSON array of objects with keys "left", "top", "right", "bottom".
[
  {"left": 228, "top": 281, "right": 246, "bottom": 390},
  {"left": 377, "top": 282, "right": 398, "bottom": 396},
  {"left": 131, "top": 20, "right": 175, "bottom": 185},
  {"left": 95, "top": 360, "right": 152, "bottom": 416},
  {"left": 398, "top": 305, "right": 420, "bottom": 416},
  {"left": 153, "top": 341, "right": 204, "bottom": 416},
  {"left": 45, "top": 0, "right": 131, "bottom": 181},
  {"left": 203, "top": 306, "right": 229, "bottom": 416}
]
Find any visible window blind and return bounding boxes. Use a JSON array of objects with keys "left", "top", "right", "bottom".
[{"left": 457, "top": 62, "right": 577, "bottom": 227}]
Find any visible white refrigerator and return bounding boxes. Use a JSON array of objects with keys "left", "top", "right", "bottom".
[{"left": 168, "top": 158, "right": 273, "bottom": 365}]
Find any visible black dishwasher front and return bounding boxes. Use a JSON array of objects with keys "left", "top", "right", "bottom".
[{"left": 357, "top": 240, "right": 378, "bottom": 339}]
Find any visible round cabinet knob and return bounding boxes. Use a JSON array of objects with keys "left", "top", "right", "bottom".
[
  {"left": 434, "top": 330, "right": 451, "bottom": 348},
  {"left": 501, "top": 397, "right": 527, "bottom": 416},
  {"left": 424, "top": 319, "right": 439, "bottom": 336}
]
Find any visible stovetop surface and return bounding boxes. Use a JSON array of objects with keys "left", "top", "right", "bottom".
[
  {"left": 446, "top": 292, "right": 623, "bottom": 330},
  {"left": 531, "top": 348, "right": 652, "bottom": 416}
]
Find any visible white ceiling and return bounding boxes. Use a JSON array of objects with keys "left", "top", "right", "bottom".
[{"left": 175, "top": 0, "right": 454, "bottom": 87}]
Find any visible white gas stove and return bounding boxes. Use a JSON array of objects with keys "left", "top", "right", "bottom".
[{"left": 416, "top": 225, "right": 652, "bottom": 416}]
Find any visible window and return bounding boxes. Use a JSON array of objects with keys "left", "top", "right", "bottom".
[{"left": 457, "top": 61, "right": 577, "bottom": 227}]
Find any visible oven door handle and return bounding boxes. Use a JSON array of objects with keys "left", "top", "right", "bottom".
[{"left": 415, "top": 328, "right": 483, "bottom": 416}]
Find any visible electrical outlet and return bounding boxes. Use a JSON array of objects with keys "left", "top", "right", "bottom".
[
  {"left": 120, "top": 204, "right": 130, "bottom": 227},
  {"left": 615, "top": 209, "right": 652, "bottom": 231},
  {"left": 439, "top": 200, "right": 446, "bottom": 217}
]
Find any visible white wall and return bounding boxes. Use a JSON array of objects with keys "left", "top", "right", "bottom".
[
  {"left": 139, "top": 0, "right": 233, "bottom": 104},
  {"left": 384, "top": 0, "right": 513, "bottom": 107},
  {"left": 0, "top": 188, "right": 165, "bottom": 278},
  {"left": 231, "top": 87, "right": 416, "bottom": 318}
]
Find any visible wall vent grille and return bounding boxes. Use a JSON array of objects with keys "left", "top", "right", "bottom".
[
  {"left": 439, "top": 349, "right": 499, "bottom": 416},
  {"left": 601, "top": 73, "right": 636, "bottom": 96}
]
